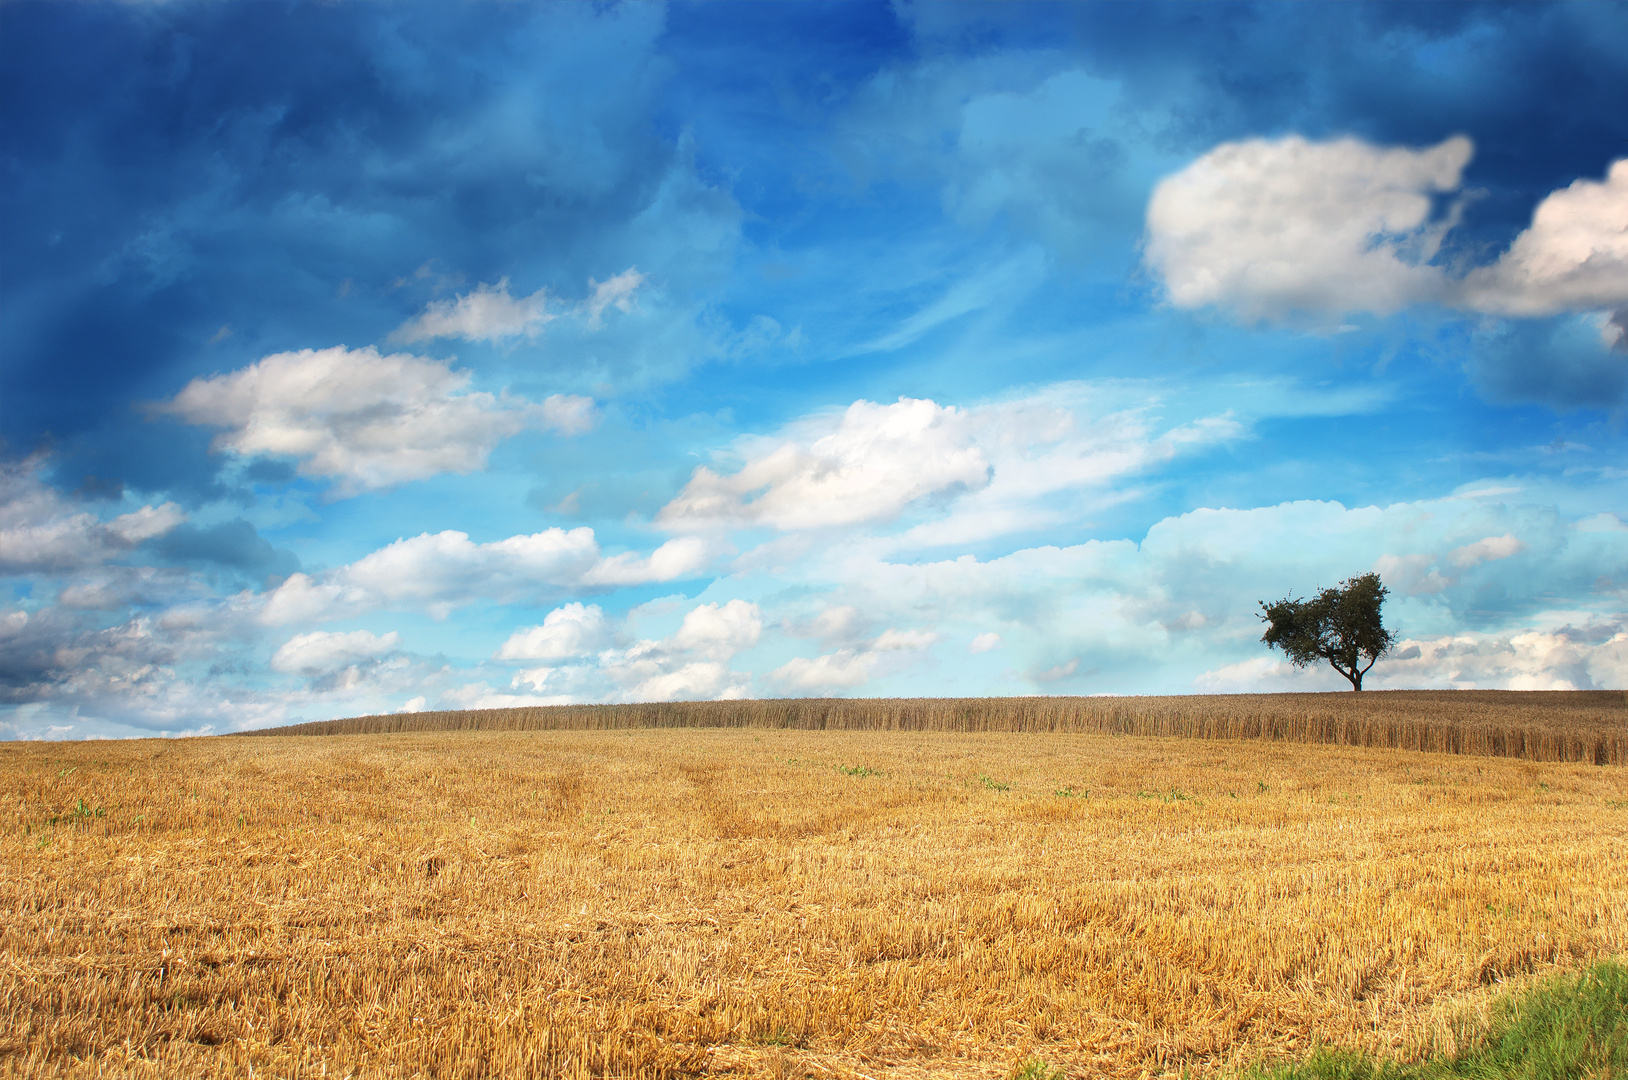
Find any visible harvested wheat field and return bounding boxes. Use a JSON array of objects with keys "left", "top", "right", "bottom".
[{"left": 4, "top": 706, "right": 1628, "bottom": 1079}]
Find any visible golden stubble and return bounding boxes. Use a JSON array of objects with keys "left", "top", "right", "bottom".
[{"left": 4, "top": 729, "right": 1626, "bottom": 1079}]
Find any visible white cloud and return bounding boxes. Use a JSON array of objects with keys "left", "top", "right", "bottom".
[
  {"left": 622, "top": 662, "right": 751, "bottom": 702},
  {"left": 969, "top": 632, "right": 1002, "bottom": 653},
  {"left": 257, "top": 526, "right": 704, "bottom": 625},
  {"left": 495, "top": 602, "right": 611, "bottom": 661},
  {"left": 807, "top": 605, "right": 867, "bottom": 644},
  {"left": 891, "top": 391, "right": 1242, "bottom": 548},
  {"left": 1192, "top": 655, "right": 1350, "bottom": 693},
  {"left": 656, "top": 388, "right": 1241, "bottom": 542},
  {"left": 271, "top": 629, "right": 400, "bottom": 674},
  {"left": 770, "top": 650, "right": 873, "bottom": 691},
  {"left": 769, "top": 625, "right": 939, "bottom": 693},
  {"left": 160, "top": 346, "right": 595, "bottom": 496},
  {"left": 1374, "top": 622, "right": 1628, "bottom": 690},
  {"left": 343, "top": 528, "right": 599, "bottom": 606},
  {"left": 538, "top": 394, "right": 599, "bottom": 436},
  {"left": 1370, "top": 533, "right": 1527, "bottom": 596},
  {"left": 1197, "top": 620, "right": 1628, "bottom": 693},
  {"left": 669, "top": 598, "right": 763, "bottom": 659},
  {"left": 279, "top": 527, "right": 599, "bottom": 622},
  {"left": 1145, "top": 135, "right": 1470, "bottom": 322},
  {"left": 390, "top": 278, "right": 554, "bottom": 343},
  {"left": 757, "top": 482, "right": 1628, "bottom": 694},
  {"left": 1373, "top": 553, "right": 1453, "bottom": 596},
  {"left": 391, "top": 266, "right": 648, "bottom": 342},
  {"left": 582, "top": 537, "right": 713, "bottom": 586},
  {"left": 873, "top": 628, "right": 940, "bottom": 651},
  {"left": 581, "top": 267, "right": 646, "bottom": 328},
  {"left": 596, "top": 599, "right": 762, "bottom": 701},
  {"left": 106, "top": 503, "right": 187, "bottom": 544},
  {"left": 258, "top": 572, "right": 367, "bottom": 626},
  {"left": 659, "top": 397, "right": 991, "bottom": 532},
  {"left": 1145, "top": 135, "right": 1628, "bottom": 324},
  {"left": 1448, "top": 533, "right": 1527, "bottom": 568},
  {"left": 1463, "top": 160, "right": 1628, "bottom": 317},
  {"left": 0, "top": 458, "right": 184, "bottom": 575}
]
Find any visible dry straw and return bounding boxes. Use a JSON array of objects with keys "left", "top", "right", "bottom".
[
  {"left": 253, "top": 690, "right": 1628, "bottom": 765},
  {"left": 6, "top": 694, "right": 1626, "bottom": 1078}
]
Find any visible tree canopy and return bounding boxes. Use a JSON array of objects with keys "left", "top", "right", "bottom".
[{"left": 1258, "top": 572, "right": 1397, "bottom": 691}]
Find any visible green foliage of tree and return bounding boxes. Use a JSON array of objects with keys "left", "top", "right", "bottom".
[{"left": 1259, "top": 572, "right": 1397, "bottom": 691}]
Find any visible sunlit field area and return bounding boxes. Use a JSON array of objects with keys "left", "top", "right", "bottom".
[{"left": 5, "top": 694, "right": 1627, "bottom": 1079}]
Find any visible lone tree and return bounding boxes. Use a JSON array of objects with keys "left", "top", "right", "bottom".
[{"left": 1259, "top": 572, "right": 1397, "bottom": 691}]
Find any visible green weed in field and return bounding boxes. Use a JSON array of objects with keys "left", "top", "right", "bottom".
[{"left": 1237, "top": 958, "right": 1628, "bottom": 1080}]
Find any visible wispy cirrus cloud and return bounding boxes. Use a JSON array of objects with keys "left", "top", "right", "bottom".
[
  {"left": 389, "top": 278, "right": 554, "bottom": 344},
  {"left": 390, "top": 267, "right": 647, "bottom": 343}
]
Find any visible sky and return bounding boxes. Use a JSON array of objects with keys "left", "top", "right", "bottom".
[{"left": 3, "top": 1, "right": 1628, "bottom": 739}]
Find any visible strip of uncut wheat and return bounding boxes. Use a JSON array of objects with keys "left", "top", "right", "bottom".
[
  {"left": 4, "top": 730, "right": 1626, "bottom": 1079},
  {"left": 252, "top": 691, "right": 1628, "bottom": 765}
]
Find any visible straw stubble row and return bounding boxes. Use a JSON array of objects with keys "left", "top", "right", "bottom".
[
  {"left": 256, "top": 691, "right": 1628, "bottom": 766},
  {"left": 3, "top": 726, "right": 1626, "bottom": 1078}
]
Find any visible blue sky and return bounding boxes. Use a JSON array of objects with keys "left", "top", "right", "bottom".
[{"left": 4, "top": 1, "right": 1628, "bottom": 738}]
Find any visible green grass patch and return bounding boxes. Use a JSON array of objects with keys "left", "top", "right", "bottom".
[
  {"left": 1238, "top": 958, "right": 1628, "bottom": 1080},
  {"left": 834, "top": 763, "right": 881, "bottom": 778}
]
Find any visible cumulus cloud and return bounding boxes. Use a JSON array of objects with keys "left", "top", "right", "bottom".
[
  {"left": 592, "top": 599, "right": 762, "bottom": 701},
  {"left": 1462, "top": 160, "right": 1628, "bottom": 318},
  {"left": 657, "top": 388, "right": 1239, "bottom": 541},
  {"left": 271, "top": 629, "right": 400, "bottom": 674},
  {"left": 260, "top": 527, "right": 597, "bottom": 623},
  {"left": 1145, "top": 135, "right": 1628, "bottom": 326},
  {"left": 582, "top": 537, "right": 713, "bottom": 585},
  {"left": 1198, "top": 620, "right": 1628, "bottom": 693},
  {"left": 769, "top": 626, "right": 939, "bottom": 693},
  {"left": 390, "top": 278, "right": 554, "bottom": 343},
  {"left": 891, "top": 393, "right": 1241, "bottom": 548},
  {"left": 770, "top": 650, "right": 874, "bottom": 691},
  {"left": 1371, "top": 534, "right": 1527, "bottom": 597},
  {"left": 1374, "top": 622, "right": 1628, "bottom": 691},
  {"left": 1145, "top": 135, "right": 1470, "bottom": 322},
  {"left": 1448, "top": 533, "right": 1526, "bottom": 568},
  {"left": 1373, "top": 553, "right": 1452, "bottom": 597},
  {"left": 538, "top": 393, "right": 599, "bottom": 436},
  {"left": 659, "top": 397, "right": 991, "bottom": 532},
  {"left": 495, "top": 602, "right": 611, "bottom": 661},
  {"left": 0, "top": 599, "right": 293, "bottom": 734},
  {"left": 0, "top": 458, "right": 184, "bottom": 575},
  {"left": 581, "top": 267, "right": 646, "bottom": 328},
  {"left": 778, "top": 482, "right": 1628, "bottom": 694},
  {"left": 258, "top": 526, "right": 707, "bottom": 625},
  {"left": 969, "top": 632, "right": 1002, "bottom": 653},
  {"left": 158, "top": 346, "right": 595, "bottom": 496}
]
